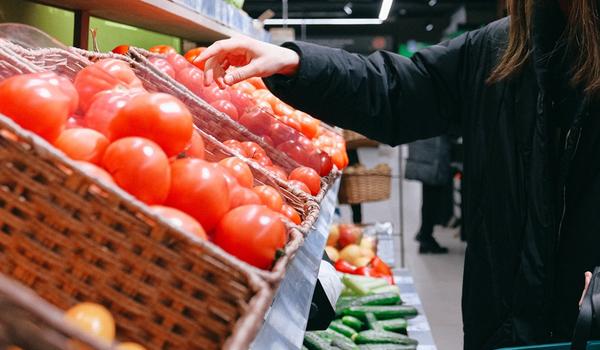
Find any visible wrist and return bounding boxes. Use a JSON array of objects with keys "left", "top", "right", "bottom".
[{"left": 278, "top": 48, "right": 300, "bottom": 76}]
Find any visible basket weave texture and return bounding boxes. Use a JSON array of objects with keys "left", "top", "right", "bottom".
[{"left": 339, "top": 164, "right": 392, "bottom": 204}]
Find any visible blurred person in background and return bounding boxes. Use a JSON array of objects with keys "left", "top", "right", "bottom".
[{"left": 196, "top": 0, "right": 599, "bottom": 348}]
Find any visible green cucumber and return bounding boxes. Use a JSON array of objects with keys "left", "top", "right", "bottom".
[
  {"left": 355, "top": 293, "right": 402, "bottom": 306},
  {"left": 377, "top": 318, "right": 408, "bottom": 333},
  {"left": 365, "top": 312, "right": 383, "bottom": 332},
  {"left": 371, "top": 285, "right": 401, "bottom": 295},
  {"left": 342, "top": 275, "right": 371, "bottom": 296},
  {"left": 317, "top": 330, "right": 359, "bottom": 350},
  {"left": 329, "top": 320, "right": 358, "bottom": 339},
  {"left": 354, "top": 330, "right": 418, "bottom": 346},
  {"left": 358, "top": 345, "right": 417, "bottom": 350},
  {"left": 342, "top": 305, "right": 418, "bottom": 320},
  {"left": 302, "top": 346, "right": 310, "bottom": 350},
  {"left": 304, "top": 331, "right": 334, "bottom": 350},
  {"left": 342, "top": 315, "right": 364, "bottom": 331}
]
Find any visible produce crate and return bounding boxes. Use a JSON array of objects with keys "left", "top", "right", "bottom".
[
  {"left": 0, "top": 273, "right": 113, "bottom": 350},
  {"left": 338, "top": 164, "right": 392, "bottom": 204},
  {"left": 127, "top": 47, "right": 341, "bottom": 204},
  {"left": 0, "top": 42, "right": 291, "bottom": 349}
]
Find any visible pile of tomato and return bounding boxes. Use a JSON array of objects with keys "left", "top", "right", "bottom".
[{"left": 0, "top": 56, "right": 329, "bottom": 270}]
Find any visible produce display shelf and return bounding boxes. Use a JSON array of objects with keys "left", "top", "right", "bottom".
[
  {"left": 32, "top": 0, "right": 249, "bottom": 43},
  {"left": 250, "top": 179, "right": 341, "bottom": 350}
]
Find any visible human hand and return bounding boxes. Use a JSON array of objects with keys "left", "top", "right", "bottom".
[
  {"left": 579, "top": 271, "right": 593, "bottom": 307},
  {"left": 195, "top": 36, "right": 300, "bottom": 88}
]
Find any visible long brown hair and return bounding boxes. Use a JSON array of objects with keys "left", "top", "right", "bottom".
[{"left": 488, "top": 0, "right": 600, "bottom": 97}]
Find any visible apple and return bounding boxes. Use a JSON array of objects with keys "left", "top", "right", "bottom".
[
  {"left": 327, "top": 224, "right": 340, "bottom": 247},
  {"left": 325, "top": 246, "right": 339, "bottom": 261},
  {"left": 338, "top": 224, "right": 362, "bottom": 249}
]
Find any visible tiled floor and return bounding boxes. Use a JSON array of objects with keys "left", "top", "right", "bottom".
[{"left": 339, "top": 145, "right": 466, "bottom": 350}]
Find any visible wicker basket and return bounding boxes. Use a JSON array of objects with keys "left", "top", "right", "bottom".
[
  {"left": 343, "top": 129, "right": 379, "bottom": 149},
  {"left": 0, "top": 43, "right": 280, "bottom": 349},
  {"left": 338, "top": 164, "right": 392, "bottom": 204},
  {"left": 0, "top": 273, "right": 114, "bottom": 350}
]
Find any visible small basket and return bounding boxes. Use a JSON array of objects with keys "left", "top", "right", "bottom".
[
  {"left": 343, "top": 129, "right": 379, "bottom": 149},
  {"left": 338, "top": 164, "right": 392, "bottom": 204},
  {"left": 0, "top": 273, "right": 114, "bottom": 350}
]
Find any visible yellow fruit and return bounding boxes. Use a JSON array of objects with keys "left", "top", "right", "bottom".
[
  {"left": 339, "top": 244, "right": 362, "bottom": 265},
  {"left": 325, "top": 246, "right": 339, "bottom": 261},
  {"left": 327, "top": 224, "right": 340, "bottom": 247},
  {"left": 354, "top": 256, "right": 372, "bottom": 267},
  {"left": 360, "top": 236, "right": 376, "bottom": 251},
  {"left": 65, "top": 302, "right": 116, "bottom": 343},
  {"left": 117, "top": 343, "right": 146, "bottom": 350},
  {"left": 360, "top": 247, "right": 375, "bottom": 260}
]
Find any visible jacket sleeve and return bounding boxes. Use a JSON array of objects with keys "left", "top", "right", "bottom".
[{"left": 264, "top": 31, "right": 484, "bottom": 146}]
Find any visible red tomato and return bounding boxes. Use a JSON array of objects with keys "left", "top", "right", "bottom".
[
  {"left": 166, "top": 159, "right": 230, "bottom": 231},
  {"left": 213, "top": 205, "right": 286, "bottom": 269},
  {"left": 149, "top": 45, "right": 177, "bottom": 55},
  {"left": 222, "top": 169, "right": 240, "bottom": 191},
  {"left": 54, "top": 128, "right": 109, "bottom": 165},
  {"left": 283, "top": 115, "right": 303, "bottom": 132},
  {"left": 210, "top": 99, "right": 238, "bottom": 120},
  {"left": 0, "top": 73, "right": 70, "bottom": 142},
  {"left": 255, "top": 99, "right": 274, "bottom": 115},
  {"left": 329, "top": 148, "right": 347, "bottom": 169},
  {"left": 252, "top": 185, "right": 283, "bottom": 212},
  {"left": 74, "top": 160, "right": 114, "bottom": 184},
  {"left": 65, "top": 303, "right": 115, "bottom": 343},
  {"left": 36, "top": 72, "right": 79, "bottom": 115},
  {"left": 273, "top": 101, "right": 294, "bottom": 117},
  {"left": 167, "top": 53, "right": 190, "bottom": 72},
  {"left": 112, "top": 45, "right": 130, "bottom": 55},
  {"left": 288, "top": 179, "right": 311, "bottom": 195},
  {"left": 175, "top": 67, "right": 205, "bottom": 97},
  {"left": 84, "top": 88, "right": 132, "bottom": 136},
  {"left": 317, "top": 150, "right": 334, "bottom": 176},
  {"left": 239, "top": 108, "right": 273, "bottom": 136},
  {"left": 149, "top": 205, "right": 207, "bottom": 240},
  {"left": 276, "top": 140, "right": 307, "bottom": 166},
  {"left": 224, "top": 139, "right": 250, "bottom": 158},
  {"left": 247, "top": 77, "right": 268, "bottom": 90},
  {"left": 251, "top": 89, "right": 271, "bottom": 101},
  {"left": 229, "top": 186, "right": 262, "bottom": 209},
  {"left": 219, "top": 157, "right": 254, "bottom": 188},
  {"left": 255, "top": 154, "right": 273, "bottom": 166},
  {"left": 148, "top": 57, "right": 176, "bottom": 78},
  {"left": 229, "top": 89, "right": 254, "bottom": 116},
  {"left": 185, "top": 129, "right": 205, "bottom": 159},
  {"left": 109, "top": 93, "right": 193, "bottom": 157},
  {"left": 294, "top": 111, "right": 320, "bottom": 139},
  {"left": 66, "top": 116, "right": 81, "bottom": 129},
  {"left": 200, "top": 84, "right": 230, "bottom": 103},
  {"left": 233, "top": 81, "right": 256, "bottom": 95},
  {"left": 280, "top": 204, "right": 301, "bottom": 225},
  {"left": 74, "top": 59, "right": 143, "bottom": 111},
  {"left": 102, "top": 137, "right": 170, "bottom": 204},
  {"left": 269, "top": 121, "right": 299, "bottom": 146},
  {"left": 266, "top": 165, "right": 288, "bottom": 181},
  {"left": 184, "top": 47, "right": 206, "bottom": 69},
  {"left": 240, "top": 141, "right": 266, "bottom": 159},
  {"left": 289, "top": 166, "right": 321, "bottom": 196}
]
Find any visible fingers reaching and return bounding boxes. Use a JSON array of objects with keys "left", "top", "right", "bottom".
[
  {"left": 579, "top": 271, "right": 593, "bottom": 306},
  {"left": 225, "top": 62, "right": 263, "bottom": 86}
]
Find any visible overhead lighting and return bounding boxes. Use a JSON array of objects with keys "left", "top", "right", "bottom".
[
  {"left": 343, "top": 2, "right": 353, "bottom": 15},
  {"left": 264, "top": 18, "right": 383, "bottom": 25},
  {"left": 428, "top": 0, "right": 437, "bottom": 6},
  {"left": 378, "top": 0, "right": 394, "bottom": 21},
  {"left": 426, "top": 23, "right": 434, "bottom": 31}
]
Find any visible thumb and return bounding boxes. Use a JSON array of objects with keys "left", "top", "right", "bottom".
[
  {"left": 579, "top": 271, "right": 593, "bottom": 306},
  {"left": 224, "top": 62, "right": 262, "bottom": 85}
]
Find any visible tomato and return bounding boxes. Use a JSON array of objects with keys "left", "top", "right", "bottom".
[
  {"left": 294, "top": 111, "right": 320, "bottom": 139},
  {"left": 74, "top": 160, "right": 114, "bottom": 184},
  {"left": 185, "top": 129, "right": 205, "bottom": 159},
  {"left": 254, "top": 154, "right": 273, "bottom": 166},
  {"left": 166, "top": 159, "right": 230, "bottom": 231},
  {"left": 276, "top": 140, "right": 307, "bottom": 166},
  {"left": 289, "top": 166, "right": 321, "bottom": 195},
  {"left": 149, "top": 45, "right": 177, "bottom": 55},
  {"left": 117, "top": 343, "right": 146, "bottom": 350},
  {"left": 66, "top": 116, "right": 82, "bottom": 129},
  {"left": 261, "top": 135, "right": 275, "bottom": 147},
  {"left": 317, "top": 150, "right": 334, "bottom": 176},
  {"left": 112, "top": 45, "right": 130, "bottom": 55},
  {"left": 229, "top": 186, "right": 262, "bottom": 209},
  {"left": 239, "top": 108, "right": 273, "bottom": 136},
  {"left": 240, "top": 141, "right": 266, "bottom": 159},
  {"left": 233, "top": 81, "right": 256, "bottom": 95},
  {"left": 328, "top": 147, "right": 348, "bottom": 169},
  {"left": 222, "top": 169, "right": 239, "bottom": 191},
  {"left": 283, "top": 115, "right": 303, "bottom": 132},
  {"left": 223, "top": 139, "right": 249, "bottom": 157},
  {"left": 255, "top": 99, "right": 274, "bottom": 115},
  {"left": 74, "top": 59, "right": 143, "bottom": 111},
  {"left": 273, "top": 101, "right": 294, "bottom": 117},
  {"left": 54, "top": 128, "right": 109, "bottom": 165},
  {"left": 149, "top": 205, "right": 207, "bottom": 240},
  {"left": 252, "top": 185, "right": 283, "bottom": 212},
  {"left": 36, "top": 72, "right": 79, "bottom": 115},
  {"left": 247, "top": 77, "right": 268, "bottom": 90},
  {"left": 148, "top": 57, "right": 176, "bottom": 78},
  {"left": 269, "top": 121, "right": 299, "bottom": 146},
  {"left": 102, "top": 137, "right": 170, "bottom": 205},
  {"left": 265, "top": 165, "right": 288, "bottom": 181},
  {"left": 228, "top": 89, "right": 254, "bottom": 116},
  {"left": 65, "top": 303, "right": 115, "bottom": 343},
  {"left": 200, "top": 84, "right": 230, "bottom": 103},
  {"left": 213, "top": 205, "right": 286, "bottom": 269},
  {"left": 83, "top": 89, "right": 132, "bottom": 136},
  {"left": 175, "top": 67, "right": 205, "bottom": 96},
  {"left": 288, "top": 179, "right": 311, "bottom": 195},
  {"left": 184, "top": 47, "right": 206, "bottom": 69},
  {"left": 110, "top": 93, "right": 193, "bottom": 157},
  {"left": 166, "top": 53, "right": 190, "bottom": 72},
  {"left": 219, "top": 157, "right": 254, "bottom": 188},
  {"left": 0, "top": 73, "right": 70, "bottom": 142},
  {"left": 280, "top": 204, "right": 301, "bottom": 225},
  {"left": 210, "top": 99, "right": 238, "bottom": 120}
]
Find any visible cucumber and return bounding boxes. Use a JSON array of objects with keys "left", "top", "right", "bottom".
[
  {"left": 355, "top": 293, "right": 402, "bottom": 306},
  {"left": 342, "top": 305, "right": 418, "bottom": 320},
  {"left": 344, "top": 275, "right": 389, "bottom": 291},
  {"left": 365, "top": 312, "right": 383, "bottom": 332},
  {"left": 329, "top": 320, "right": 358, "bottom": 339},
  {"left": 302, "top": 346, "right": 310, "bottom": 350},
  {"left": 342, "top": 315, "right": 364, "bottom": 331},
  {"left": 358, "top": 345, "right": 417, "bottom": 350},
  {"left": 317, "top": 330, "right": 359, "bottom": 350},
  {"left": 304, "top": 331, "right": 334, "bottom": 350},
  {"left": 354, "top": 330, "right": 418, "bottom": 346},
  {"left": 377, "top": 318, "right": 408, "bottom": 333},
  {"left": 371, "top": 285, "right": 401, "bottom": 295},
  {"left": 342, "top": 275, "right": 371, "bottom": 296}
]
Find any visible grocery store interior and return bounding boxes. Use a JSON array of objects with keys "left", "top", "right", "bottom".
[{"left": 3, "top": 1, "right": 586, "bottom": 350}]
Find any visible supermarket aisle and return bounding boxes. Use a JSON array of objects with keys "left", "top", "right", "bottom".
[{"left": 339, "top": 145, "right": 465, "bottom": 350}]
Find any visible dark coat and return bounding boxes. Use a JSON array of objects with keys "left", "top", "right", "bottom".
[
  {"left": 265, "top": 2, "right": 600, "bottom": 348},
  {"left": 405, "top": 136, "right": 452, "bottom": 186}
]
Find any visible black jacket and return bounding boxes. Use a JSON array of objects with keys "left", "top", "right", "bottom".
[{"left": 266, "top": 3, "right": 600, "bottom": 349}]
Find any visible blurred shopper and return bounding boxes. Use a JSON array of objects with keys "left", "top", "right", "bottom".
[
  {"left": 197, "top": 0, "right": 598, "bottom": 347},
  {"left": 346, "top": 149, "right": 362, "bottom": 224}
]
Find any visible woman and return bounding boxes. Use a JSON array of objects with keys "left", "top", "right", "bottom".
[{"left": 197, "top": 0, "right": 598, "bottom": 348}]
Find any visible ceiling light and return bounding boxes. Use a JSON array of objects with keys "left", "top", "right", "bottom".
[
  {"left": 428, "top": 0, "right": 437, "bottom": 6},
  {"left": 378, "top": 0, "right": 394, "bottom": 21},
  {"left": 426, "top": 23, "right": 434, "bottom": 31},
  {"left": 264, "top": 18, "right": 383, "bottom": 25},
  {"left": 343, "top": 2, "right": 353, "bottom": 15}
]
